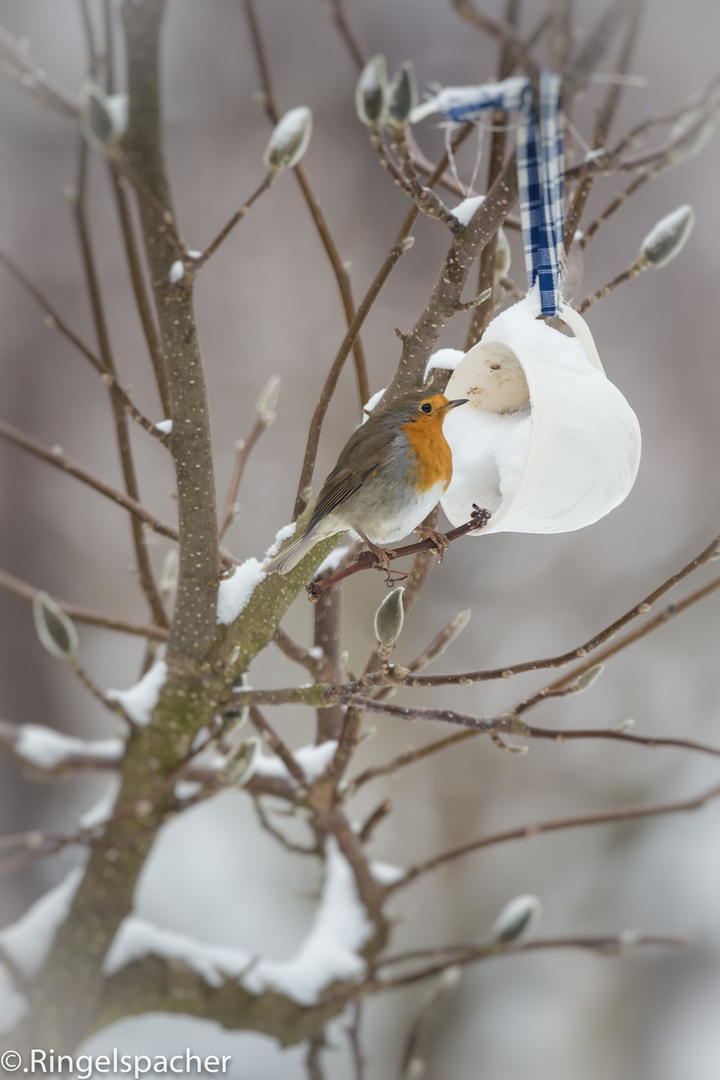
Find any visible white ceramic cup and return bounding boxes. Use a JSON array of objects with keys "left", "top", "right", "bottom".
[{"left": 441, "top": 294, "right": 642, "bottom": 534}]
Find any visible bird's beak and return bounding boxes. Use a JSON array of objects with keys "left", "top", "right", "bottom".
[{"left": 445, "top": 398, "right": 468, "bottom": 410}]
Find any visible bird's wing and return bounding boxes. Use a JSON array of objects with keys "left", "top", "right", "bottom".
[
  {"left": 305, "top": 413, "right": 402, "bottom": 532},
  {"left": 306, "top": 458, "right": 382, "bottom": 532}
]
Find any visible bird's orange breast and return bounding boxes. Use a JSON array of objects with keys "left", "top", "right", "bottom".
[{"left": 401, "top": 417, "right": 453, "bottom": 493}]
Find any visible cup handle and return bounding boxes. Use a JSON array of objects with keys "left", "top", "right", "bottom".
[{"left": 558, "top": 303, "right": 605, "bottom": 374}]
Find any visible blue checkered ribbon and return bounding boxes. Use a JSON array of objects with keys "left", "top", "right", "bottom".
[{"left": 412, "top": 71, "right": 565, "bottom": 317}]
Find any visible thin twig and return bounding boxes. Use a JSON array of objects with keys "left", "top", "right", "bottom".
[
  {"left": 465, "top": 0, "right": 521, "bottom": 350},
  {"left": 0, "top": 25, "right": 79, "bottom": 115},
  {"left": 317, "top": 933, "right": 688, "bottom": 1006},
  {"left": 337, "top": 695, "right": 720, "bottom": 761},
  {"left": 358, "top": 799, "right": 393, "bottom": 844},
  {"left": 253, "top": 796, "right": 317, "bottom": 855},
  {"left": 249, "top": 706, "right": 307, "bottom": 787},
  {"left": 349, "top": 556, "right": 720, "bottom": 781},
  {"left": 399, "top": 967, "right": 461, "bottom": 1078},
  {"left": 305, "top": 507, "right": 492, "bottom": 596},
  {"left": 324, "top": 2, "right": 484, "bottom": 208},
  {"left": 514, "top": 569, "right": 720, "bottom": 713},
  {"left": 110, "top": 176, "right": 170, "bottom": 416},
  {"left": 563, "top": 0, "right": 628, "bottom": 88},
  {"left": 74, "top": 134, "right": 167, "bottom": 626},
  {"left": 346, "top": 1001, "right": 365, "bottom": 1080},
  {"left": 326, "top": 0, "right": 366, "bottom": 67},
  {"left": 0, "top": 249, "right": 168, "bottom": 445},
  {"left": 367, "top": 934, "right": 689, "bottom": 992},
  {"left": 452, "top": 0, "right": 539, "bottom": 77},
  {"left": 190, "top": 173, "right": 274, "bottom": 275},
  {"left": 0, "top": 568, "right": 168, "bottom": 641},
  {"left": 111, "top": 156, "right": 179, "bottom": 239},
  {"left": 78, "top": 0, "right": 98, "bottom": 77},
  {"left": 314, "top": 582, "right": 346, "bottom": 743},
  {"left": 220, "top": 411, "right": 275, "bottom": 537},
  {"left": 407, "top": 609, "right": 472, "bottom": 676},
  {"left": 273, "top": 627, "right": 325, "bottom": 679},
  {"left": 370, "top": 131, "right": 460, "bottom": 233},
  {"left": 393, "top": 782, "right": 720, "bottom": 891},
  {"left": 387, "top": 150, "right": 518, "bottom": 399},
  {"left": 0, "top": 420, "right": 179, "bottom": 544},
  {"left": 292, "top": 123, "right": 480, "bottom": 523},
  {"left": 576, "top": 256, "right": 648, "bottom": 312},
  {"left": 102, "top": 0, "right": 115, "bottom": 92},
  {"left": 353, "top": 529, "right": 720, "bottom": 688},
  {"left": 578, "top": 173, "right": 649, "bottom": 249},
  {"left": 243, "top": 0, "right": 370, "bottom": 411},
  {"left": 348, "top": 730, "right": 475, "bottom": 793},
  {"left": 70, "top": 660, "right": 134, "bottom": 726},
  {"left": 228, "top": 685, "right": 720, "bottom": 765},
  {"left": 565, "top": 0, "right": 644, "bottom": 251},
  {"left": 293, "top": 238, "right": 413, "bottom": 519},
  {"left": 306, "top": 1038, "right": 325, "bottom": 1080}
]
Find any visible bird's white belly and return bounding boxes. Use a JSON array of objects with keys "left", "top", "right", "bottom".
[{"left": 360, "top": 480, "right": 448, "bottom": 545}]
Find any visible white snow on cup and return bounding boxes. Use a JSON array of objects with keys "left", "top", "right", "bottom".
[{"left": 441, "top": 292, "right": 641, "bottom": 534}]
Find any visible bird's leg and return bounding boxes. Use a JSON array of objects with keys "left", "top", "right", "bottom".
[
  {"left": 356, "top": 530, "right": 395, "bottom": 575},
  {"left": 415, "top": 526, "right": 450, "bottom": 560}
]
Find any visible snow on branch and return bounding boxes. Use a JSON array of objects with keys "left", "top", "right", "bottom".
[
  {"left": 242, "top": 837, "right": 373, "bottom": 1004},
  {"left": 104, "top": 918, "right": 252, "bottom": 988},
  {"left": 0, "top": 867, "right": 83, "bottom": 978},
  {"left": 0, "top": 719, "right": 124, "bottom": 777},
  {"left": 216, "top": 559, "right": 266, "bottom": 626},
  {"left": 15, "top": 725, "right": 123, "bottom": 770},
  {"left": 253, "top": 740, "right": 338, "bottom": 785},
  {"left": 107, "top": 657, "right": 168, "bottom": 726},
  {"left": 104, "top": 838, "right": 372, "bottom": 1006}
]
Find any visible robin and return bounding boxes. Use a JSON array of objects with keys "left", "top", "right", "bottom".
[{"left": 264, "top": 389, "right": 468, "bottom": 575}]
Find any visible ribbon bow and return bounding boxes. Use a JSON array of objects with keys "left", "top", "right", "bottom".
[{"left": 412, "top": 71, "right": 565, "bottom": 317}]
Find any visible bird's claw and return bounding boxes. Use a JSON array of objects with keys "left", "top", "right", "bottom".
[
  {"left": 415, "top": 526, "right": 450, "bottom": 560},
  {"left": 356, "top": 531, "right": 395, "bottom": 575}
]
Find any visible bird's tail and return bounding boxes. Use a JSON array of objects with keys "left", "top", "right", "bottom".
[{"left": 263, "top": 528, "right": 319, "bottom": 575}]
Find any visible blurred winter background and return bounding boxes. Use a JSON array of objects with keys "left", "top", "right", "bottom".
[{"left": 1, "top": 0, "right": 720, "bottom": 1076}]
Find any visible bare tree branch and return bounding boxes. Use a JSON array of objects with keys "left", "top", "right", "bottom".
[
  {"left": 0, "top": 420, "right": 179, "bottom": 544},
  {"left": 0, "top": 249, "right": 169, "bottom": 445},
  {"left": 394, "top": 782, "right": 720, "bottom": 891},
  {"left": 0, "top": 568, "right": 168, "bottom": 640},
  {"left": 293, "top": 239, "right": 413, "bottom": 519},
  {"left": 0, "top": 24, "right": 79, "bottom": 115},
  {"left": 243, "top": 0, "right": 370, "bottom": 411},
  {"left": 74, "top": 136, "right": 167, "bottom": 626}
]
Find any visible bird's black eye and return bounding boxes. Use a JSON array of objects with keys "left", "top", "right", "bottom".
[{"left": 420, "top": 401, "right": 433, "bottom": 414}]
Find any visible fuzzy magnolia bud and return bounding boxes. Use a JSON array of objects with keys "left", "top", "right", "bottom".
[
  {"left": 669, "top": 106, "right": 717, "bottom": 162},
  {"left": 33, "top": 591, "right": 78, "bottom": 662},
  {"left": 495, "top": 226, "right": 511, "bottom": 280},
  {"left": 491, "top": 894, "right": 542, "bottom": 946},
  {"left": 257, "top": 374, "right": 281, "bottom": 425},
  {"left": 356, "top": 54, "right": 387, "bottom": 126},
  {"left": 449, "top": 608, "right": 471, "bottom": 635},
  {"left": 79, "top": 81, "right": 127, "bottom": 158},
  {"left": 263, "top": 106, "right": 313, "bottom": 175},
  {"left": 224, "top": 737, "right": 260, "bottom": 787},
  {"left": 438, "top": 965, "right": 462, "bottom": 991},
  {"left": 159, "top": 549, "right": 179, "bottom": 600},
  {"left": 386, "top": 61, "right": 418, "bottom": 130},
  {"left": 641, "top": 205, "right": 695, "bottom": 268},
  {"left": 565, "top": 663, "right": 604, "bottom": 694},
  {"left": 374, "top": 586, "right": 405, "bottom": 649}
]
